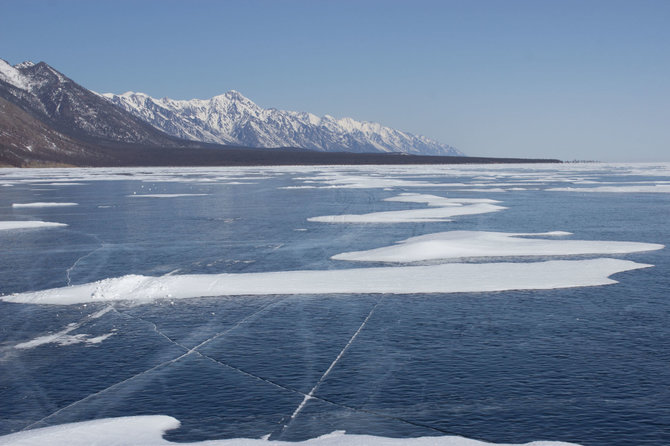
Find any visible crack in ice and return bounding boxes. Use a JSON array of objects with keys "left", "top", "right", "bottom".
[
  {"left": 65, "top": 235, "right": 105, "bottom": 286},
  {"left": 278, "top": 297, "right": 383, "bottom": 436},
  {"left": 17, "top": 296, "right": 451, "bottom": 438},
  {"left": 199, "top": 353, "right": 462, "bottom": 438},
  {"left": 112, "top": 309, "right": 190, "bottom": 352},
  {"left": 20, "top": 299, "right": 279, "bottom": 432}
]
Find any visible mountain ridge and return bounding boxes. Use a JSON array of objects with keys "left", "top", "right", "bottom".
[
  {"left": 0, "top": 59, "right": 200, "bottom": 148},
  {"left": 1, "top": 58, "right": 560, "bottom": 167},
  {"left": 102, "top": 89, "right": 464, "bottom": 156}
]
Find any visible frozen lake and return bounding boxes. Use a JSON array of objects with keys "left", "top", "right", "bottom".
[{"left": 0, "top": 163, "right": 668, "bottom": 445}]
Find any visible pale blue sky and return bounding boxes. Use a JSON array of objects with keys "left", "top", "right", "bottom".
[{"left": 1, "top": 0, "right": 669, "bottom": 161}]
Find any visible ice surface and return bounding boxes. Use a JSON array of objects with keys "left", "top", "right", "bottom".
[
  {"left": 11, "top": 202, "right": 78, "bottom": 208},
  {"left": 309, "top": 194, "right": 505, "bottom": 223},
  {"left": 283, "top": 299, "right": 382, "bottom": 431},
  {"left": 0, "top": 415, "right": 581, "bottom": 446},
  {"left": 2, "top": 259, "right": 651, "bottom": 305},
  {"left": 1, "top": 163, "right": 668, "bottom": 190},
  {"left": 0, "top": 221, "right": 67, "bottom": 231},
  {"left": 333, "top": 231, "right": 664, "bottom": 263}
]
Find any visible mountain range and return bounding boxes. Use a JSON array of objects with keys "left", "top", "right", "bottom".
[
  {"left": 0, "top": 58, "right": 471, "bottom": 167},
  {"left": 0, "top": 58, "right": 559, "bottom": 167},
  {"left": 103, "top": 90, "right": 462, "bottom": 156}
]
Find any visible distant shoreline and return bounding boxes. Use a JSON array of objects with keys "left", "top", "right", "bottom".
[{"left": 0, "top": 146, "right": 562, "bottom": 168}]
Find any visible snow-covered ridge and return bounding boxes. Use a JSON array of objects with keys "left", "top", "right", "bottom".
[
  {"left": 102, "top": 90, "right": 463, "bottom": 156},
  {"left": 0, "top": 58, "right": 30, "bottom": 90},
  {"left": 14, "top": 61, "right": 36, "bottom": 69}
]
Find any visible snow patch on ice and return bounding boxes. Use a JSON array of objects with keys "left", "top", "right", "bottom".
[
  {"left": 0, "top": 415, "right": 581, "bottom": 446},
  {"left": 0, "top": 221, "right": 67, "bottom": 231},
  {"left": 12, "top": 202, "right": 78, "bottom": 208},
  {"left": 15, "top": 332, "right": 116, "bottom": 349},
  {"left": 42, "top": 182, "right": 84, "bottom": 186},
  {"left": 14, "top": 307, "right": 115, "bottom": 349},
  {"left": 2, "top": 259, "right": 651, "bottom": 305},
  {"left": 127, "top": 194, "right": 209, "bottom": 198},
  {"left": 308, "top": 193, "right": 504, "bottom": 223},
  {"left": 548, "top": 185, "right": 670, "bottom": 193},
  {"left": 290, "top": 173, "right": 458, "bottom": 189},
  {"left": 333, "top": 231, "right": 663, "bottom": 263}
]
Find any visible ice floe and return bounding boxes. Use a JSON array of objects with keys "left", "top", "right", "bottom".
[
  {"left": 2, "top": 258, "right": 651, "bottom": 305},
  {"left": 0, "top": 221, "right": 67, "bottom": 231},
  {"left": 12, "top": 202, "right": 78, "bottom": 208},
  {"left": 0, "top": 415, "right": 581, "bottom": 446},
  {"left": 333, "top": 231, "right": 664, "bottom": 263},
  {"left": 308, "top": 193, "right": 505, "bottom": 223}
]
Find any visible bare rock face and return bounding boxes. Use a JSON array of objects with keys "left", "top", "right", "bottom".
[{"left": 0, "top": 59, "right": 189, "bottom": 147}]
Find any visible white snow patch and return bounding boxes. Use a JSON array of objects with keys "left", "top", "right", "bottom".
[
  {"left": 0, "top": 221, "right": 67, "bottom": 231},
  {"left": 385, "top": 193, "right": 500, "bottom": 205},
  {"left": 0, "top": 415, "right": 581, "bottom": 446},
  {"left": 82, "top": 332, "right": 116, "bottom": 345},
  {"left": 0, "top": 59, "right": 30, "bottom": 90},
  {"left": 14, "top": 307, "right": 115, "bottom": 349},
  {"left": 2, "top": 258, "right": 651, "bottom": 305},
  {"left": 452, "top": 188, "right": 507, "bottom": 193},
  {"left": 296, "top": 174, "right": 457, "bottom": 189},
  {"left": 333, "top": 231, "right": 663, "bottom": 263},
  {"left": 12, "top": 202, "right": 78, "bottom": 208},
  {"left": 308, "top": 193, "right": 504, "bottom": 223},
  {"left": 548, "top": 185, "right": 670, "bottom": 193},
  {"left": 127, "top": 194, "right": 209, "bottom": 198},
  {"left": 14, "top": 332, "right": 115, "bottom": 349}
]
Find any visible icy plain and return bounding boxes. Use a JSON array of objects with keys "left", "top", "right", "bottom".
[{"left": 1, "top": 163, "right": 669, "bottom": 446}]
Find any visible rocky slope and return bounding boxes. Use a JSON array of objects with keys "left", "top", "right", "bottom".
[{"left": 0, "top": 59, "right": 195, "bottom": 148}]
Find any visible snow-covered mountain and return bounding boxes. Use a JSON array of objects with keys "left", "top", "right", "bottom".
[
  {"left": 0, "top": 59, "right": 193, "bottom": 147},
  {"left": 103, "top": 90, "right": 463, "bottom": 156}
]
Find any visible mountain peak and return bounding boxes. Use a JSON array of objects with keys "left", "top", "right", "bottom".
[
  {"left": 14, "top": 61, "right": 35, "bottom": 69},
  {"left": 222, "top": 89, "right": 252, "bottom": 102},
  {"left": 120, "top": 91, "right": 148, "bottom": 98}
]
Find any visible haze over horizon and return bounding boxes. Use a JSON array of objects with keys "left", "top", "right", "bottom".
[{"left": 1, "top": 0, "right": 668, "bottom": 162}]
